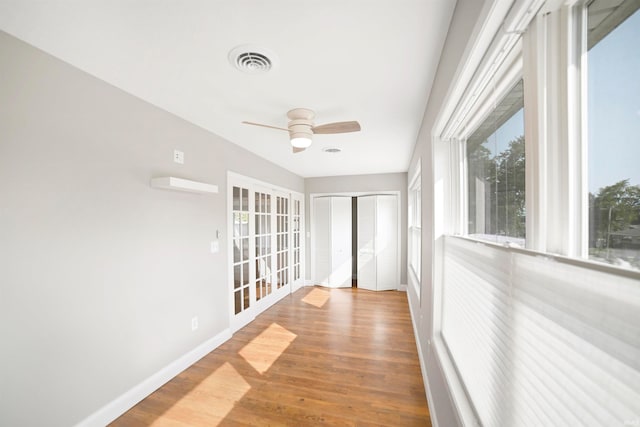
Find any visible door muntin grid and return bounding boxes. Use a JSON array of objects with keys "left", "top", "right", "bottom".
[
  {"left": 293, "top": 199, "right": 301, "bottom": 282},
  {"left": 232, "top": 186, "right": 250, "bottom": 315},
  {"left": 254, "top": 191, "right": 272, "bottom": 301},
  {"left": 276, "top": 196, "right": 289, "bottom": 289}
]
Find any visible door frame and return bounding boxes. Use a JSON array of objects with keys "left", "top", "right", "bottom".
[{"left": 309, "top": 191, "right": 401, "bottom": 290}]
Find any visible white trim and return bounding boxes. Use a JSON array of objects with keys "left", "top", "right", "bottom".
[
  {"left": 227, "top": 170, "right": 301, "bottom": 196},
  {"left": 434, "top": 0, "right": 516, "bottom": 138},
  {"left": 291, "top": 192, "right": 306, "bottom": 293},
  {"left": 75, "top": 328, "right": 232, "bottom": 427},
  {"left": 408, "top": 160, "right": 422, "bottom": 300},
  {"left": 397, "top": 283, "right": 408, "bottom": 292},
  {"left": 522, "top": 13, "right": 547, "bottom": 252},
  {"left": 436, "top": 0, "right": 544, "bottom": 140},
  {"left": 432, "top": 335, "right": 480, "bottom": 427},
  {"left": 408, "top": 291, "right": 439, "bottom": 427}
]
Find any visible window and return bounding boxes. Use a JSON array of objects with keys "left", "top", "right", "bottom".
[
  {"left": 409, "top": 164, "right": 421, "bottom": 290},
  {"left": 467, "top": 80, "right": 525, "bottom": 245},
  {"left": 432, "top": 1, "right": 640, "bottom": 426},
  {"left": 587, "top": 3, "right": 640, "bottom": 270}
]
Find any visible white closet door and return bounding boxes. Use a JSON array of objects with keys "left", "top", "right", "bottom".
[
  {"left": 313, "top": 197, "right": 331, "bottom": 286},
  {"left": 357, "top": 196, "right": 377, "bottom": 291},
  {"left": 357, "top": 194, "right": 398, "bottom": 291},
  {"left": 330, "top": 197, "right": 352, "bottom": 288},
  {"left": 375, "top": 195, "right": 398, "bottom": 290}
]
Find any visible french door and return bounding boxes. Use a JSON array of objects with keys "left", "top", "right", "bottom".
[
  {"left": 291, "top": 194, "right": 305, "bottom": 292},
  {"left": 228, "top": 174, "right": 304, "bottom": 332}
]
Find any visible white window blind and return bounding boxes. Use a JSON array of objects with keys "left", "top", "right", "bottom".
[{"left": 441, "top": 236, "right": 640, "bottom": 426}]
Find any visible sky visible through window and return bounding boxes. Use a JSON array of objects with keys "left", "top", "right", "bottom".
[
  {"left": 488, "top": 109, "right": 524, "bottom": 156},
  {"left": 588, "top": 9, "right": 640, "bottom": 193}
]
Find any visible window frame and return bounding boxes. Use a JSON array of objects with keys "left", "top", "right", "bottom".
[
  {"left": 447, "top": 42, "right": 526, "bottom": 241},
  {"left": 408, "top": 161, "right": 422, "bottom": 298}
]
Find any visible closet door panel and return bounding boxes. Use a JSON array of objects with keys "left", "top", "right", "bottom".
[
  {"left": 313, "top": 197, "right": 331, "bottom": 286},
  {"left": 330, "top": 197, "right": 352, "bottom": 288},
  {"left": 376, "top": 195, "right": 398, "bottom": 290}
]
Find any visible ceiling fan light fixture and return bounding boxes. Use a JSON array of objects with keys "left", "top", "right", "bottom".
[{"left": 290, "top": 137, "right": 312, "bottom": 148}]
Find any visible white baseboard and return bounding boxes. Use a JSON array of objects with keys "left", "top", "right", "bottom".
[
  {"left": 75, "top": 328, "right": 232, "bottom": 427},
  {"left": 398, "top": 283, "right": 408, "bottom": 292},
  {"left": 407, "top": 293, "right": 439, "bottom": 427}
]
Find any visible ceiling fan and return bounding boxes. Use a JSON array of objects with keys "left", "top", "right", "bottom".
[{"left": 242, "top": 108, "right": 361, "bottom": 153}]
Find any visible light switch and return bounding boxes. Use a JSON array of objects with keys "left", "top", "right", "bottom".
[
  {"left": 173, "top": 150, "right": 184, "bottom": 164},
  {"left": 210, "top": 240, "right": 220, "bottom": 253}
]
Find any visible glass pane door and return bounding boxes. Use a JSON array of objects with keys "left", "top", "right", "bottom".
[
  {"left": 254, "top": 191, "right": 272, "bottom": 301},
  {"left": 290, "top": 193, "right": 305, "bottom": 292},
  {"left": 292, "top": 198, "right": 302, "bottom": 283},
  {"left": 232, "top": 186, "right": 250, "bottom": 315},
  {"left": 276, "top": 195, "right": 289, "bottom": 289}
]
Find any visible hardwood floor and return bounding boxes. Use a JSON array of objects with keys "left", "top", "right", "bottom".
[{"left": 111, "top": 287, "right": 430, "bottom": 426}]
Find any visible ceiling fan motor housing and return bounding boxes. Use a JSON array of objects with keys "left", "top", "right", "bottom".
[
  {"left": 288, "top": 119, "right": 313, "bottom": 140},
  {"left": 287, "top": 108, "right": 315, "bottom": 141}
]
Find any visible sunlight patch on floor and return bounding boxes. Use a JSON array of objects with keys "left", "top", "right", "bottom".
[
  {"left": 151, "top": 362, "right": 250, "bottom": 426},
  {"left": 239, "top": 322, "right": 297, "bottom": 374},
  {"left": 302, "top": 287, "right": 331, "bottom": 308}
]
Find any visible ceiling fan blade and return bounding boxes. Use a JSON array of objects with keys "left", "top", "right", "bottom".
[
  {"left": 242, "top": 121, "right": 289, "bottom": 132},
  {"left": 312, "top": 121, "right": 361, "bottom": 134},
  {"left": 292, "top": 146, "right": 306, "bottom": 154}
]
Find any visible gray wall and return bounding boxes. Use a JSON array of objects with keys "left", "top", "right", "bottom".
[
  {"left": 305, "top": 173, "right": 408, "bottom": 285},
  {"left": 0, "top": 31, "right": 303, "bottom": 426},
  {"left": 407, "top": 0, "right": 489, "bottom": 426}
]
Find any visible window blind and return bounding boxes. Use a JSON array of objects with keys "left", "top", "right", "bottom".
[{"left": 441, "top": 236, "right": 640, "bottom": 426}]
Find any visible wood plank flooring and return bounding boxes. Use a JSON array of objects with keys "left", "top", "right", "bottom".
[{"left": 111, "top": 287, "right": 430, "bottom": 426}]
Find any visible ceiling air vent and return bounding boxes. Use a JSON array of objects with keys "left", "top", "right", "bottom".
[
  {"left": 323, "top": 148, "right": 342, "bottom": 153},
  {"left": 228, "top": 45, "right": 278, "bottom": 73}
]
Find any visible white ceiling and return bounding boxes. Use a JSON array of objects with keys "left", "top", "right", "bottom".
[{"left": 0, "top": 1, "right": 456, "bottom": 178}]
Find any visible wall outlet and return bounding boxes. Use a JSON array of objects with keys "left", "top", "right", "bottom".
[
  {"left": 174, "top": 150, "right": 184, "bottom": 164},
  {"left": 191, "top": 316, "right": 198, "bottom": 331}
]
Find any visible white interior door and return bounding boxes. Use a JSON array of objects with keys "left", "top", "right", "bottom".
[
  {"left": 313, "top": 197, "right": 331, "bottom": 286},
  {"left": 253, "top": 187, "right": 274, "bottom": 311},
  {"left": 291, "top": 193, "right": 304, "bottom": 292},
  {"left": 357, "top": 196, "right": 377, "bottom": 291},
  {"left": 375, "top": 195, "right": 398, "bottom": 291},
  {"left": 330, "top": 197, "right": 352, "bottom": 288},
  {"left": 229, "top": 173, "right": 305, "bottom": 332},
  {"left": 356, "top": 194, "right": 398, "bottom": 291},
  {"left": 273, "top": 191, "right": 291, "bottom": 297},
  {"left": 313, "top": 196, "right": 352, "bottom": 287},
  {"left": 230, "top": 184, "right": 253, "bottom": 331}
]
